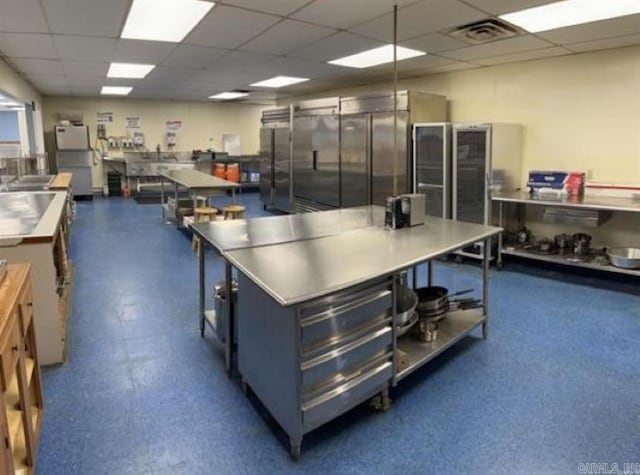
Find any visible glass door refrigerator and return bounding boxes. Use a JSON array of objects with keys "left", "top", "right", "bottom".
[{"left": 452, "top": 123, "right": 522, "bottom": 260}]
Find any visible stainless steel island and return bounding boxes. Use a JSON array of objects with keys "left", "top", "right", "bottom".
[{"left": 191, "top": 207, "right": 501, "bottom": 458}]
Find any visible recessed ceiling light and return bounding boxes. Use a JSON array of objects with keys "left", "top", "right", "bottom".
[
  {"left": 101, "top": 86, "right": 133, "bottom": 96},
  {"left": 250, "top": 76, "right": 309, "bottom": 88},
  {"left": 121, "top": 0, "right": 214, "bottom": 43},
  {"left": 328, "top": 44, "right": 426, "bottom": 69},
  {"left": 500, "top": 0, "right": 640, "bottom": 33},
  {"left": 107, "top": 62, "right": 155, "bottom": 79},
  {"left": 209, "top": 92, "right": 249, "bottom": 100}
]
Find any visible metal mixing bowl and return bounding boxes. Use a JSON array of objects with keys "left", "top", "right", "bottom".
[{"left": 607, "top": 247, "right": 640, "bottom": 269}]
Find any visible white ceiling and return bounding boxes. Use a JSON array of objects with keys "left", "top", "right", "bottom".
[{"left": 0, "top": 0, "right": 639, "bottom": 104}]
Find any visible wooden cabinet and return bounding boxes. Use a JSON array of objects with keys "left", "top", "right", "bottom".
[{"left": 0, "top": 264, "right": 44, "bottom": 474}]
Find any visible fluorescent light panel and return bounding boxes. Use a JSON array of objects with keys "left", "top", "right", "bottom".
[
  {"left": 101, "top": 86, "right": 133, "bottom": 95},
  {"left": 121, "top": 0, "right": 214, "bottom": 42},
  {"left": 328, "top": 44, "right": 426, "bottom": 69},
  {"left": 107, "top": 62, "right": 155, "bottom": 79},
  {"left": 500, "top": 0, "right": 640, "bottom": 33},
  {"left": 250, "top": 76, "right": 309, "bottom": 88},
  {"left": 209, "top": 92, "right": 249, "bottom": 100}
]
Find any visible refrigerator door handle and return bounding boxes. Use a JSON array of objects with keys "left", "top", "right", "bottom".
[{"left": 312, "top": 150, "right": 318, "bottom": 170}]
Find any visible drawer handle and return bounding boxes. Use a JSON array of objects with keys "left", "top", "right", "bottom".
[
  {"left": 301, "top": 290, "right": 391, "bottom": 327},
  {"left": 301, "top": 327, "right": 391, "bottom": 371}
]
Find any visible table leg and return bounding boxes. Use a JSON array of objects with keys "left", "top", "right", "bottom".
[
  {"left": 482, "top": 236, "right": 490, "bottom": 339},
  {"left": 232, "top": 188, "right": 236, "bottom": 203},
  {"left": 160, "top": 176, "right": 165, "bottom": 221},
  {"left": 199, "top": 239, "right": 206, "bottom": 337},
  {"left": 391, "top": 273, "right": 398, "bottom": 386},
  {"left": 174, "top": 183, "right": 179, "bottom": 228},
  {"left": 497, "top": 201, "right": 504, "bottom": 270},
  {"left": 225, "top": 260, "right": 234, "bottom": 376},
  {"left": 427, "top": 261, "right": 433, "bottom": 287},
  {"left": 411, "top": 266, "right": 417, "bottom": 289}
]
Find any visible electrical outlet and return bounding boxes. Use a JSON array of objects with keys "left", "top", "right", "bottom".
[{"left": 167, "top": 131, "right": 176, "bottom": 147}]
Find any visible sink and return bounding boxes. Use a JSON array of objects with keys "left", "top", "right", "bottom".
[{"left": 19, "top": 175, "right": 54, "bottom": 184}]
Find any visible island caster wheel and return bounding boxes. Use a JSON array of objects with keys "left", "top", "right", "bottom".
[
  {"left": 370, "top": 393, "right": 392, "bottom": 412},
  {"left": 482, "top": 322, "right": 489, "bottom": 339},
  {"left": 289, "top": 440, "right": 301, "bottom": 460},
  {"left": 455, "top": 255, "right": 463, "bottom": 264},
  {"left": 496, "top": 262, "right": 503, "bottom": 270}
]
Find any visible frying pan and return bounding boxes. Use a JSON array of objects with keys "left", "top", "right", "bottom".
[{"left": 415, "top": 286, "right": 473, "bottom": 314}]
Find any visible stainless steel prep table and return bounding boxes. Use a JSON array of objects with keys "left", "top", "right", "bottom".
[
  {"left": 192, "top": 207, "right": 501, "bottom": 458},
  {"left": 191, "top": 205, "right": 386, "bottom": 369},
  {"left": 493, "top": 191, "right": 640, "bottom": 274},
  {"left": 159, "top": 169, "right": 240, "bottom": 225}
]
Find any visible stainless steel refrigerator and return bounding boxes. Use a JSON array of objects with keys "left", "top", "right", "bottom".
[
  {"left": 412, "top": 122, "right": 451, "bottom": 218},
  {"left": 54, "top": 125, "right": 93, "bottom": 197},
  {"left": 338, "top": 91, "right": 447, "bottom": 208},
  {"left": 292, "top": 98, "right": 340, "bottom": 212},
  {"left": 259, "top": 107, "right": 292, "bottom": 212}
]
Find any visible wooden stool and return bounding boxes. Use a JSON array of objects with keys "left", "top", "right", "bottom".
[
  {"left": 223, "top": 204, "right": 245, "bottom": 220},
  {"left": 192, "top": 206, "right": 217, "bottom": 254}
]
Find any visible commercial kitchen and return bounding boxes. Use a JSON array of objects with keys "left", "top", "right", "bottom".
[{"left": 0, "top": 0, "right": 639, "bottom": 473}]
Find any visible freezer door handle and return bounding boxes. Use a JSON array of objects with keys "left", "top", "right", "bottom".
[{"left": 312, "top": 150, "right": 318, "bottom": 170}]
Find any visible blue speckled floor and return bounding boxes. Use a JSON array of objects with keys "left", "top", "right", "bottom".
[{"left": 37, "top": 193, "right": 640, "bottom": 474}]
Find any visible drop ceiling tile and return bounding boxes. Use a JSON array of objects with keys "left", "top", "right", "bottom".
[
  {"left": 240, "top": 19, "right": 336, "bottom": 55},
  {"left": 113, "top": 40, "right": 177, "bottom": 64},
  {"left": 220, "top": 0, "right": 312, "bottom": 16},
  {"left": 352, "top": 0, "right": 488, "bottom": 42},
  {"left": 208, "top": 71, "right": 267, "bottom": 86},
  {"left": 368, "top": 53, "right": 457, "bottom": 74},
  {"left": 207, "top": 51, "right": 282, "bottom": 73},
  {"left": 272, "top": 57, "right": 349, "bottom": 80},
  {"left": 474, "top": 46, "right": 572, "bottom": 65},
  {"left": 401, "top": 33, "right": 471, "bottom": 54},
  {"left": 185, "top": 5, "right": 280, "bottom": 49},
  {"left": 62, "top": 61, "right": 109, "bottom": 77},
  {"left": 63, "top": 76, "right": 105, "bottom": 87},
  {"left": 161, "top": 45, "right": 228, "bottom": 69},
  {"left": 0, "top": 33, "right": 57, "bottom": 59},
  {"left": 144, "top": 66, "right": 190, "bottom": 81},
  {"left": 287, "top": 32, "right": 384, "bottom": 62},
  {"left": 43, "top": 0, "right": 130, "bottom": 37},
  {"left": 442, "top": 35, "right": 553, "bottom": 60},
  {"left": 292, "top": 0, "right": 414, "bottom": 29},
  {"left": 0, "top": 0, "right": 48, "bottom": 33},
  {"left": 12, "top": 58, "right": 64, "bottom": 75},
  {"left": 536, "top": 14, "right": 640, "bottom": 45},
  {"left": 566, "top": 33, "right": 640, "bottom": 54},
  {"left": 53, "top": 35, "right": 118, "bottom": 61},
  {"left": 462, "top": 0, "right": 557, "bottom": 15},
  {"left": 67, "top": 86, "right": 101, "bottom": 96},
  {"left": 423, "top": 62, "right": 482, "bottom": 74},
  {"left": 39, "top": 85, "right": 71, "bottom": 96},
  {"left": 27, "top": 73, "right": 67, "bottom": 86}
]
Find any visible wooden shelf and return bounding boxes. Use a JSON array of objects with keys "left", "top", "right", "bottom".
[
  {"left": 12, "top": 422, "right": 28, "bottom": 474},
  {"left": 6, "top": 372, "right": 20, "bottom": 409},
  {"left": 25, "top": 359, "right": 35, "bottom": 387},
  {"left": 7, "top": 407, "right": 22, "bottom": 444}
]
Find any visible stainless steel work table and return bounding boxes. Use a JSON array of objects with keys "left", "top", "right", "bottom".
[
  {"left": 493, "top": 191, "right": 640, "bottom": 274},
  {"left": 192, "top": 205, "right": 386, "bottom": 369},
  {"left": 0, "top": 191, "right": 68, "bottom": 244},
  {"left": 193, "top": 207, "right": 501, "bottom": 458},
  {"left": 159, "top": 169, "right": 239, "bottom": 224}
]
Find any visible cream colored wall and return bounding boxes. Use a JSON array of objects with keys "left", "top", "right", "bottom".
[{"left": 41, "top": 96, "right": 267, "bottom": 188}]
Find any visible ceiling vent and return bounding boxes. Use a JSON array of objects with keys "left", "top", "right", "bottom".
[{"left": 447, "top": 18, "right": 520, "bottom": 44}]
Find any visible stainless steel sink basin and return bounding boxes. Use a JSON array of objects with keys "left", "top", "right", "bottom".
[{"left": 19, "top": 174, "right": 54, "bottom": 184}]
